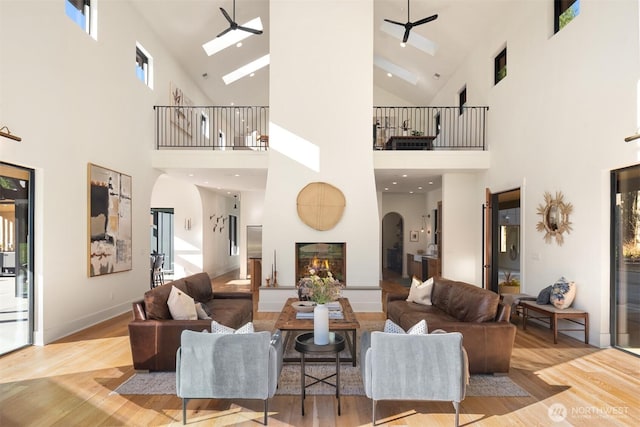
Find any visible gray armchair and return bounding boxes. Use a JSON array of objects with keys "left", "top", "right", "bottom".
[
  {"left": 176, "top": 329, "right": 283, "bottom": 425},
  {"left": 360, "top": 331, "right": 467, "bottom": 426}
]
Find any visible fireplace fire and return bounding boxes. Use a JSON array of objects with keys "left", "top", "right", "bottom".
[{"left": 295, "top": 242, "right": 346, "bottom": 284}]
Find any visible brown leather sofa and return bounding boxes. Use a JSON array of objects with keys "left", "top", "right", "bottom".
[
  {"left": 386, "top": 277, "right": 516, "bottom": 374},
  {"left": 128, "top": 272, "right": 253, "bottom": 371}
]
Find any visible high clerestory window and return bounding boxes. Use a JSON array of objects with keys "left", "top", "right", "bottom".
[
  {"left": 554, "top": 0, "right": 580, "bottom": 33},
  {"left": 495, "top": 47, "right": 507, "bottom": 85},
  {"left": 65, "top": 0, "right": 97, "bottom": 39},
  {"left": 135, "top": 43, "right": 153, "bottom": 88},
  {"left": 459, "top": 86, "right": 467, "bottom": 115}
]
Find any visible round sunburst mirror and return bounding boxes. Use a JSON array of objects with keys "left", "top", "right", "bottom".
[{"left": 536, "top": 191, "right": 573, "bottom": 245}]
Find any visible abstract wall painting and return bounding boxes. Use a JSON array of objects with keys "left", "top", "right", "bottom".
[{"left": 88, "top": 163, "right": 132, "bottom": 277}]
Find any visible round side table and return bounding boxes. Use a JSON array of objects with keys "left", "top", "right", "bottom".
[{"left": 294, "top": 332, "right": 345, "bottom": 416}]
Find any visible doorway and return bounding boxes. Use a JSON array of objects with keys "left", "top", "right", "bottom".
[
  {"left": 0, "top": 162, "right": 34, "bottom": 355},
  {"left": 484, "top": 188, "right": 521, "bottom": 293},
  {"left": 150, "top": 208, "right": 174, "bottom": 277},
  {"left": 382, "top": 212, "right": 404, "bottom": 279},
  {"left": 611, "top": 165, "right": 640, "bottom": 356}
]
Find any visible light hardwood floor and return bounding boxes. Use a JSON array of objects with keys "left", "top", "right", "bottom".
[{"left": 0, "top": 272, "right": 638, "bottom": 426}]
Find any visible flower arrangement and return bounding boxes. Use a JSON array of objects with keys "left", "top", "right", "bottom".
[{"left": 297, "top": 268, "right": 343, "bottom": 304}]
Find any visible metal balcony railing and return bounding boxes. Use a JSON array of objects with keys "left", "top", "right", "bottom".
[
  {"left": 153, "top": 105, "right": 488, "bottom": 151},
  {"left": 373, "top": 106, "right": 488, "bottom": 151},
  {"left": 154, "top": 105, "right": 269, "bottom": 150}
]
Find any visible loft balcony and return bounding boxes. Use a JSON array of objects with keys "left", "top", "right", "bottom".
[{"left": 153, "top": 105, "right": 488, "bottom": 151}]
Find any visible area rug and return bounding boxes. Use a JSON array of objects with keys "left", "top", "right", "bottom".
[{"left": 111, "top": 370, "right": 529, "bottom": 398}]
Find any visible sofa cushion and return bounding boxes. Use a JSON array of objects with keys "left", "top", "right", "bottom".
[
  {"left": 211, "top": 320, "right": 255, "bottom": 334},
  {"left": 167, "top": 286, "right": 197, "bottom": 320},
  {"left": 195, "top": 302, "right": 212, "bottom": 320},
  {"left": 406, "top": 277, "right": 433, "bottom": 306},
  {"left": 384, "top": 319, "right": 427, "bottom": 334},
  {"left": 206, "top": 298, "right": 253, "bottom": 329},
  {"left": 431, "top": 278, "right": 499, "bottom": 322},
  {"left": 183, "top": 272, "right": 214, "bottom": 303},
  {"left": 144, "top": 281, "right": 178, "bottom": 320}
]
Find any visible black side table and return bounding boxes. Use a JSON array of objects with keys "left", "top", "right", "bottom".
[{"left": 294, "top": 332, "right": 345, "bottom": 416}]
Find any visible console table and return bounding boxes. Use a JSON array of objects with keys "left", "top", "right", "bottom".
[
  {"left": 521, "top": 301, "right": 589, "bottom": 344},
  {"left": 385, "top": 135, "right": 436, "bottom": 150}
]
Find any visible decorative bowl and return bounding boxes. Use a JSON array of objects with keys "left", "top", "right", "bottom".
[{"left": 292, "top": 301, "right": 316, "bottom": 313}]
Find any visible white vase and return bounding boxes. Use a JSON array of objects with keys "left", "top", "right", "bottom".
[{"left": 313, "top": 303, "right": 329, "bottom": 345}]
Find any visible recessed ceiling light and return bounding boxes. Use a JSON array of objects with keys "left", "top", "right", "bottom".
[
  {"left": 202, "top": 17, "right": 263, "bottom": 56},
  {"left": 250, "top": 72, "right": 255, "bottom": 77},
  {"left": 392, "top": 181, "right": 397, "bottom": 185},
  {"left": 418, "top": 186, "right": 423, "bottom": 190},
  {"left": 374, "top": 55, "right": 418, "bottom": 85},
  {"left": 236, "top": 42, "right": 242, "bottom": 48},
  {"left": 387, "top": 72, "right": 392, "bottom": 78},
  {"left": 384, "top": 187, "right": 389, "bottom": 191},
  {"left": 409, "top": 191, "right": 414, "bottom": 194},
  {"left": 402, "top": 174, "right": 407, "bottom": 178},
  {"left": 429, "top": 181, "right": 434, "bottom": 185},
  {"left": 234, "top": 174, "right": 240, "bottom": 177},
  {"left": 188, "top": 174, "right": 194, "bottom": 177},
  {"left": 223, "top": 54, "right": 270, "bottom": 85}
]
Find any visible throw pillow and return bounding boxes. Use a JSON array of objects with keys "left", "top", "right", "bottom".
[
  {"left": 536, "top": 285, "right": 553, "bottom": 304},
  {"left": 549, "top": 277, "right": 577, "bottom": 309},
  {"left": 195, "top": 302, "right": 211, "bottom": 320},
  {"left": 383, "top": 319, "right": 427, "bottom": 335},
  {"left": 407, "top": 276, "right": 434, "bottom": 306},
  {"left": 167, "top": 286, "right": 197, "bottom": 320},
  {"left": 211, "top": 320, "right": 255, "bottom": 334}
]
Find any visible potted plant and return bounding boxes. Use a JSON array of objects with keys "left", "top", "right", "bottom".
[{"left": 499, "top": 271, "right": 520, "bottom": 294}]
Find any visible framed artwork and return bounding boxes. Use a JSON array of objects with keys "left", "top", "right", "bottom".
[
  {"left": 410, "top": 230, "right": 419, "bottom": 242},
  {"left": 170, "top": 82, "right": 193, "bottom": 135},
  {"left": 88, "top": 163, "right": 132, "bottom": 277}
]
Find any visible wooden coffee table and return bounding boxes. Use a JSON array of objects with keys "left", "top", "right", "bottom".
[{"left": 275, "top": 298, "right": 360, "bottom": 366}]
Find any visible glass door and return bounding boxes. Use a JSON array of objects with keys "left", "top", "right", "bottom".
[
  {"left": 611, "top": 165, "right": 640, "bottom": 356},
  {"left": 0, "top": 163, "right": 34, "bottom": 355}
]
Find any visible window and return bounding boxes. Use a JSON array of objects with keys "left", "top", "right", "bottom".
[
  {"left": 229, "top": 215, "right": 239, "bottom": 256},
  {"left": 554, "top": 0, "right": 580, "bottom": 33},
  {"left": 200, "top": 112, "right": 210, "bottom": 139},
  {"left": 459, "top": 86, "right": 467, "bottom": 115},
  {"left": 135, "top": 43, "right": 153, "bottom": 88},
  {"left": 65, "top": 0, "right": 97, "bottom": 39},
  {"left": 495, "top": 47, "right": 507, "bottom": 84}
]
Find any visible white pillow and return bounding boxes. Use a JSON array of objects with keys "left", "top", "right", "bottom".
[
  {"left": 407, "top": 276, "right": 433, "bottom": 306},
  {"left": 383, "top": 319, "right": 427, "bottom": 335},
  {"left": 550, "top": 277, "right": 577, "bottom": 309},
  {"left": 211, "top": 320, "right": 255, "bottom": 334},
  {"left": 195, "top": 302, "right": 211, "bottom": 320},
  {"left": 167, "top": 286, "right": 197, "bottom": 320}
]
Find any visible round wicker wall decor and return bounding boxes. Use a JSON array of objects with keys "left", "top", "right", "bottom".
[{"left": 296, "top": 182, "right": 346, "bottom": 231}]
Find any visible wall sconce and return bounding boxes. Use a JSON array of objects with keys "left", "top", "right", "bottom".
[
  {"left": 420, "top": 214, "right": 430, "bottom": 234},
  {"left": 233, "top": 194, "right": 238, "bottom": 209},
  {"left": 185, "top": 218, "right": 192, "bottom": 230}
]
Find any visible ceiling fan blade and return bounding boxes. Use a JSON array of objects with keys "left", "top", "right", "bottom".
[
  {"left": 384, "top": 18, "right": 405, "bottom": 26},
  {"left": 219, "top": 7, "right": 233, "bottom": 24},
  {"left": 402, "top": 28, "right": 411, "bottom": 43},
  {"left": 413, "top": 14, "right": 438, "bottom": 27},
  {"left": 237, "top": 25, "right": 263, "bottom": 35},
  {"left": 216, "top": 27, "right": 232, "bottom": 38}
]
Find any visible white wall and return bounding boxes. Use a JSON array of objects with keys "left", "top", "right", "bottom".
[
  {"left": 198, "top": 188, "right": 239, "bottom": 278},
  {"left": 0, "top": 1, "right": 211, "bottom": 343},
  {"left": 441, "top": 173, "right": 486, "bottom": 284},
  {"left": 238, "top": 191, "right": 265, "bottom": 279},
  {"left": 430, "top": 0, "right": 640, "bottom": 346},
  {"left": 265, "top": 1, "right": 380, "bottom": 288},
  {"left": 151, "top": 175, "right": 203, "bottom": 278}
]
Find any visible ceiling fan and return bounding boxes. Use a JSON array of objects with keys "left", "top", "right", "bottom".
[
  {"left": 384, "top": 0, "right": 438, "bottom": 44},
  {"left": 217, "top": 0, "right": 263, "bottom": 38}
]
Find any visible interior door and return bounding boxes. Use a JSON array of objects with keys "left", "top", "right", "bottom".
[{"left": 483, "top": 189, "right": 498, "bottom": 291}]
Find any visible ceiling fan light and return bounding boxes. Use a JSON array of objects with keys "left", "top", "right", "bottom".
[{"left": 400, "top": 42, "right": 406, "bottom": 48}]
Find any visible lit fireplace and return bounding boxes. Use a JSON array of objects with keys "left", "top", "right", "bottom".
[{"left": 295, "top": 242, "right": 346, "bottom": 284}]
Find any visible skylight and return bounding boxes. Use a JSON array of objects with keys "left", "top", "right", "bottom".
[
  {"left": 223, "top": 54, "right": 270, "bottom": 85},
  {"left": 374, "top": 55, "right": 418, "bottom": 85},
  {"left": 202, "top": 17, "right": 263, "bottom": 56}
]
